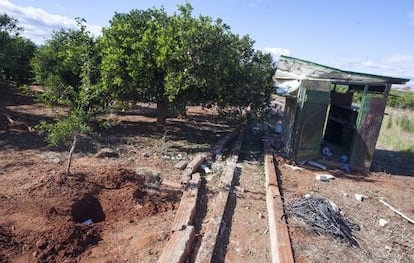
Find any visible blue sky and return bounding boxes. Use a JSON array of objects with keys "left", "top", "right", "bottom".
[{"left": 1, "top": 0, "right": 413, "bottom": 87}]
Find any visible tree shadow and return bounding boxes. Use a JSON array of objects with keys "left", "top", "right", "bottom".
[
  {"left": 0, "top": 94, "right": 37, "bottom": 107},
  {"left": 0, "top": 106, "right": 54, "bottom": 150},
  {"left": 190, "top": 178, "right": 210, "bottom": 261},
  {"left": 211, "top": 166, "right": 241, "bottom": 263},
  {"left": 0, "top": 94, "right": 238, "bottom": 156}
]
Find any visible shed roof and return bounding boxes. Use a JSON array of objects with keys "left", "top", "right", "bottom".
[{"left": 274, "top": 56, "right": 409, "bottom": 85}]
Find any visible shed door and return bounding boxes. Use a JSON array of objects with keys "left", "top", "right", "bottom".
[
  {"left": 350, "top": 95, "right": 386, "bottom": 171},
  {"left": 292, "top": 88, "right": 330, "bottom": 160}
]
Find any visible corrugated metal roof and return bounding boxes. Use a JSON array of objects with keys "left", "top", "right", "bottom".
[{"left": 274, "top": 56, "right": 409, "bottom": 85}]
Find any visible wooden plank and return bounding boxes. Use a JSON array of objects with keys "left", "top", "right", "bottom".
[
  {"left": 174, "top": 160, "right": 188, "bottom": 170},
  {"left": 157, "top": 226, "right": 196, "bottom": 263},
  {"left": 264, "top": 143, "right": 294, "bottom": 263},
  {"left": 194, "top": 190, "right": 231, "bottom": 263},
  {"left": 267, "top": 186, "right": 294, "bottom": 263},
  {"left": 264, "top": 144, "right": 278, "bottom": 188},
  {"left": 171, "top": 173, "right": 201, "bottom": 232},
  {"left": 181, "top": 154, "right": 208, "bottom": 183},
  {"left": 219, "top": 162, "right": 237, "bottom": 188},
  {"left": 212, "top": 126, "right": 241, "bottom": 160},
  {"left": 195, "top": 129, "right": 244, "bottom": 263}
]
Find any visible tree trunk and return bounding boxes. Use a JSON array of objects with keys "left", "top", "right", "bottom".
[
  {"left": 157, "top": 101, "right": 169, "bottom": 126},
  {"left": 66, "top": 134, "right": 78, "bottom": 176}
]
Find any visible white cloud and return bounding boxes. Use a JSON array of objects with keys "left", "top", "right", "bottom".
[
  {"left": 0, "top": 0, "right": 102, "bottom": 44},
  {"left": 336, "top": 54, "right": 414, "bottom": 87},
  {"left": 263, "top": 47, "right": 291, "bottom": 60}
]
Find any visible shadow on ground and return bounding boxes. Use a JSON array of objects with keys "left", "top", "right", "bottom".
[{"left": 371, "top": 148, "right": 414, "bottom": 177}]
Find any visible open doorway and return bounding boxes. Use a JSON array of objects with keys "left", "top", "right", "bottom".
[{"left": 322, "top": 86, "right": 359, "bottom": 160}]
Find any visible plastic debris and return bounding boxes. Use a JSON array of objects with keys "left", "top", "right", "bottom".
[
  {"left": 252, "top": 126, "right": 260, "bottom": 135},
  {"left": 284, "top": 164, "right": 303, "bottom": 170},
  {"left": 339, "top": 155, "right": 349, "bottom": 163},
  {"left": 200, "top": 164, "right": 212, "bottom": 174},
  {"left": 354, "top": 194, "right": 367, "bottom": 201},
  {"left": 341, "top": 163, "right": 352, "bottom": 172},
  {"left": 315, "top": 173, "right": 335, "bottom": 182},
  {"left": 274, "top": 121, "right": 282, "bottom": 134},
  {"left": 291, "top": 197, "right": 359, "bottom": 247},
  {"left": 379, "top": 219, "right": 389, "bottom": 227},
  {"left": 322, "top": 147, "right": 333, "bottom": 156},
  {"left": 308, "top": 161, "right": 327, "bottom": 170},
  {"left": 379, "top": 199, "right": 414, "bottom": 224},
  {"left": 82, "top": 219, "right": 93, "bottom": 225}
]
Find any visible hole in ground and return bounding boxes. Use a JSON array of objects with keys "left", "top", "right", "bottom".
[{"left": 71, "top": 195, "right": 105, "bottom": 223}]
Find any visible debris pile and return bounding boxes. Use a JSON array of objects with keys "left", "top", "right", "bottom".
[{"left": 291, "top": 197, "right": 359, "bottom": 247}]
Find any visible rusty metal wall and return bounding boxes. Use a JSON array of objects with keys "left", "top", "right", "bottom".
[
  {"left": 292, "top": 87, "right": 330, "bottom": 160},
  {"left": 350, "top": 95, "right": 387, "bottom": 171}
]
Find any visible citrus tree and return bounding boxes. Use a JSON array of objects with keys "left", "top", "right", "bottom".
[
  {"left": 99, "top": 3, "right": 275, "bottom": 125},
  {"left": 31, "top": 19, "right": 106, "bottom": 175},
  {"left": 0, "top": 13, "right": 36, "bottom": 95}
]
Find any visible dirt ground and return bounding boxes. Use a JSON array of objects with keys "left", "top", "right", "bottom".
[
  {"left": 1, "top": 94, "right": 413, "bottom": 263},
  {"left": 277, "top": 157, "right": 414, "bottom": 263},
  {"left": 0, "top": 94, "right": 232, "bottom": 262}
]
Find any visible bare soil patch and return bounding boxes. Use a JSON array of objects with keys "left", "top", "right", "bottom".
[
  {"left": 277, "top": 156, "right": 414, "bottom": 263},
  {"left": 0, "top": 95, "right": 231, "bottom": 262},
  {"left": 1, "top": 94, "right": 413, "bottom": 263}
]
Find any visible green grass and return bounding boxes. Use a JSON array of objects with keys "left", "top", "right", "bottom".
[{"left": 378, "top": 107, "right": 414, "bottom": 162}]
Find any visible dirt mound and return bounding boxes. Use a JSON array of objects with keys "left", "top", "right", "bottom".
[
  {"left": 0, "top": 165, "right": 181, "bottom": 262},
  {"left": 33, "top": 222, "right": 101, "bottom": 262},
  {"left": 98, "top": 166, "right": 180, "bottom": 222},
  {"left": 99, "top": 166, "right": 146, "bottom": 189}
]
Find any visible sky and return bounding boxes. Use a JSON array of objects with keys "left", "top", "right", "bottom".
[{"left": 1, "top": 0, "right": 413, "bottom": 87}]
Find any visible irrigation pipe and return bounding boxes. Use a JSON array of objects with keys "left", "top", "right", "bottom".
[{"left": 379, "top": 199, "right": 414, "bottom": 225}]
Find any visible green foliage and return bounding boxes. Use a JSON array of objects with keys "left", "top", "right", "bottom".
[
  {"left": 351, "top": 90, "right": 414, "bottom": 110},
  {"left": 31, "top": 19, "right": 107, "bottom": 147},
  {"left": 31, "top": 18, "right": 101, "bottom": 106},
  {"left": 386, "top": 90, "right": 414, "bottom": 110},
  {"left": 0, "top": 13, "right": 36, "bottom": 95},
  {"left": 378, "top": 108, "right": 414, "bottom": 164},
  {"left": 0, "top": 13, "right": 22, "bottom": 35},
  {"left": 387, "top": 114, "right": 393, "bottom": 129},
  {"left": 398, "top": 115, "right": 414, "bottom": 133},
  {"left": 99, "top": 2, "right": 275, "bottom": 122},
  {"left": 36, "top": 110, "right": 93, "bottom": 147}
]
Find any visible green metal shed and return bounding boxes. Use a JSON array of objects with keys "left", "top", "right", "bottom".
[{"left": 274, "top": 56, "right": 410, "bottom": 172}]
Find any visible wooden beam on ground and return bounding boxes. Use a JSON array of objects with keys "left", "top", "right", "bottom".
[
  {"left": 171, "top": 173, "right": 201, "bottom": 231},
  {"left": 212, "top": 125, "right": 241, "bottom": 160},
  {"left": 181, "top": 154, "right": 209, "bottom": 183},
  {"left": 161, "top": 179, "right": 183, "bottom": 190},
  {"left": 157, "top": 225, "right": 196, "bottom": 263},
  {"left": 194, "top": 190, "right": 230, "bottom": 263},
  {"left": 194, "top": 129, "right": 244, "bottom": 263},
  {"left": 264, "top": 143, "right": 294, "bottom": 263}
]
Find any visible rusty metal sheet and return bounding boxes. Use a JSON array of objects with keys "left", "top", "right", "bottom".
[
  {"left": 350, "top": 95, "right": 387, "bottom": 171},
  {"left": 274, "top": 56, "right": 409, "bottom": 85},
  {"left": 292, "top": 87, "right": 330, "bottom": 160}
]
